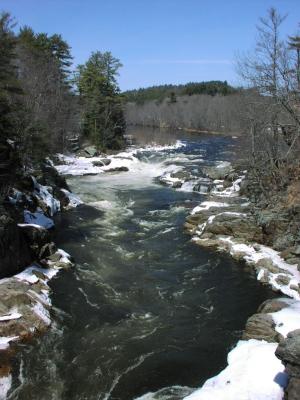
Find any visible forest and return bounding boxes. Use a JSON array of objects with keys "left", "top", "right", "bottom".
[
  {"left": 0, "top": 12, "right": 125, "bottom": 180},
  {"left": 124, "top": 80, "right": 237, "bottom": 104}
]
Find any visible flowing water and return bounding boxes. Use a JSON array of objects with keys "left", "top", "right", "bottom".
[{"left": 8, "top": 128, "right": 274, "bottom": 400}]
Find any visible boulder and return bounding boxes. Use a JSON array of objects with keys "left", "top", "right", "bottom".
[
  {"left": 84, "top": 146, "right": 98, "bottom": 157},
  {"left": 19, "top": 224, "right": 51, "bottom": 259},
  {"left": 170, "top": 170, "right": 192, "bottom": 182},
  {"left": 105, "top": 166, "right": 129, "bottom": 173},
  {"left": 276, "top": 329, "right": 300, "bottom": 400},
  {"left": 92, "top": 159, "right": 111, "bottom": 167},
  {"left": 243, "top": 313, "right": 282, "bottom": 342},
  {"left": 258, "top": 298, "right": 290, "bottom": 314}
]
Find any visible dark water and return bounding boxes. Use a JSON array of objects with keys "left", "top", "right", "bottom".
[{"left": 9, "top": 129, "right": 274, "bottom": 400}]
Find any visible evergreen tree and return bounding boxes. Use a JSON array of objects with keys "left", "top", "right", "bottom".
[
  {"left": 76, "top": 51, "right": 125, "bottom": 150},
  {"left": 0, "top": 12, "right": 21, "bottom": 139}
]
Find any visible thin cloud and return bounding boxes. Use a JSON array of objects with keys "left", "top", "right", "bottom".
[{"left": 137, "top": 59, "right": 232, "bottom": 65}]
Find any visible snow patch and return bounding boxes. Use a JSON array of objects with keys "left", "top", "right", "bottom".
[
  {"left": 271, "top": 299, "right": 300, "bottom": 338},
  {"left": 191, "top": 201, "right": 229, "bottom": 215},
  {"left": 0, "top": 374, "right": 12, "bottom": 400},
  {"left": 0, "top": 336, "right": 19, "bottom": 351},
  {"left": 60, "top": 188, "right": 83, "bottom": 208},
  {"left": 23, "top": 209, "right": 54, "bottom": 229},
  {"left": 184, "top": 340, "right": 287, "bottom": 400}
]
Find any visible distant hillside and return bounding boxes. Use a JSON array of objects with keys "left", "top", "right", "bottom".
[{"left": 123, "top": 81, "right": 237, "bottom": 104}]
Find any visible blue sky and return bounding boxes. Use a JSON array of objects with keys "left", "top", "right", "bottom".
[{"left": 1, "top": 0, "right": 300, "bottom": 90}]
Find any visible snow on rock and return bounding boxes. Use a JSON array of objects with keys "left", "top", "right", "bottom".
[
  {"left": 0, "top": 311, "right": 22, "bottom": 322},
  {"left": 271, "top": 299, "right": 300, "bottom": 338},
  {"left": 219, "top": 237, "right": 300, "bottom": 300},
  {"left": 184, "top": 340, "right": 287, "bottom": 400},
  {"left": 23, "top": 209, "right": 54, "bottom": 229},
  {"left": 32, "top": 302, "right": 51, "bottom": 326},
  {"left": 191, "top": 201, "right": 230, "bottom": 215},
  {"left": 211, "top": 176, "right": 244, "bottom": 198},
  {"left": 55, "top": 141, "right": 186, "bottom": 177},
  {"left": 0, "top": 374, "right": 12, "bottom": 400},
  {"left": 32, "top": 177, "right": 60, "bottom": 216},
  {"left": 60, "top": 188, "right": 83, "bottom": 208},
  {"left": 0, "top": 336, "right": 19, "bottom": 351}
]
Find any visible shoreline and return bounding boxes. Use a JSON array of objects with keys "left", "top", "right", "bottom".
[
  {"left": 126, "top": 124, "right": 241, "bottom": 137},
  {"left": 183, "top": 162, "right": 300, "bottom": 399},
  {"left": 0, "top": 162, "right": 81, "bottom": 397}
]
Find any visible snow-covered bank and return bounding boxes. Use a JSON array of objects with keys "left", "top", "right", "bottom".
[
  {"left": 185, "top": 340, "right": 287, "bottom": 400},
  {"left": 0, "top": 250, "right": 73, "bottom": 398},
  {"left": 0, "top": 160, "right": 82, "bottom": 399},
  {"left": 184, "top": 161, "right": 300, "bottom": 400}
]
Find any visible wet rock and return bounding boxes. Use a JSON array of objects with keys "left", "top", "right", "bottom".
[
  {"left": 258, "top": 298, "right": 289, "bottom": 314},
  {"left": 53, "top": 187, "right": 70, "bottom": 208},
  {"left": 92, "top": 159, "right": 111, "bottom": 167},
  {"left": 38, "top": 242, "right": 57, "bottom": 260},
  {"left": 256, "top": 258, "right": 282, "bottom": 274},
  {"left": 170, "top": 170, "right": 192, "bottom": 181},
  {"left": 84, "top": 146, "right": 98, "bottom": 157},
  {"left": 276, "top": 329, "right": 300, "bottom": 400},
  {"left": 193, "top": 179, "right": 213, "bottom": 193},
  {"left": 276, "top": 275, "right": 291, "bottom": 286},
  {"left": 105, "top": 166, "right": 129, "bottom": 172},
  {"left": 243, "top": 313, "right": 282, "bottom": 342}
]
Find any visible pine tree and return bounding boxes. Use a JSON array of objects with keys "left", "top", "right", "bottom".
[
  {"left": 76, "top": 51, "right": 125, "bottom": 150},
  {"left": 0, "top": 12, "right": 21, "bottom": 139}
]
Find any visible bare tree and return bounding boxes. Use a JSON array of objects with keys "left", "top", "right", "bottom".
[{"left": 237, "top": 8, "right": 300, "bottom": 196}]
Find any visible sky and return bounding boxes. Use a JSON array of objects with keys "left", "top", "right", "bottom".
[{"left": 1, "top": 0, "right": 300, "bottom": 91}]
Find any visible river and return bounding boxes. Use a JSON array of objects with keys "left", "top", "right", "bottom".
[{"left": 8, "top": 128, "right": 274, "bottom": 400}]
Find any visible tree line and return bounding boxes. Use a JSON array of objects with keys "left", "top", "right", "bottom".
[
  {"left": 125, "top": 92, "right": 244, "bottom": 133},
  {"left": 123, "top": 80, "right": 236, "bottom": 104},
  {"left": 0, "top": 11, "right": 125, "bottom": 171}
]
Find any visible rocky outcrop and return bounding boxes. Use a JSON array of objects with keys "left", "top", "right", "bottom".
[
  {"left": 276, "top": 330, "right": 300, "bottom": 400},
  {"left": 0, "top": 207, "right": 33, "bottom": 279}
]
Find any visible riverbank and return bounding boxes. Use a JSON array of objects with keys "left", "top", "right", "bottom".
[
  {"left": 183, "top": 161, "right": 300, "bottom": 399},
  {"left": 0, "top": 156, "right": 82, "bottom": 397}
]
